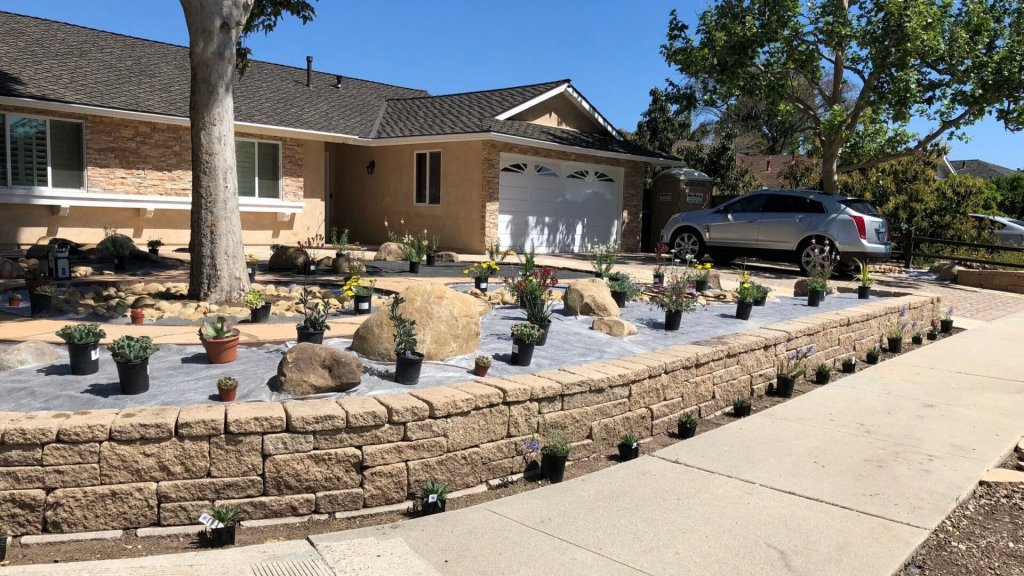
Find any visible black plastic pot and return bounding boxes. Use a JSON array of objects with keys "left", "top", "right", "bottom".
[
  {"left": 593, "top": 272, "right": 604, "bottom": 279},
  {"left": 866, "top": 353, "right": 880, "bottom": 365},
  {"left": 541, "top": 452, "right": 567, "bottom": 483},
  {"left": 250, "top": 303, "right": 271, "bottom": 323},
  {"left": 511, "top": 338, "right": 536, "bottom": 367},
  {"left": 912, "top": 335, "right": 924, "bottom": 345},
  {"left": 296, "top": 327, "right": 324, "bottom": 344},
  {"left": 0, "top": 538, "right": 6, "bottom": 562},
  {"left": 815, "top": 372, "right": 832, "bottom": 385},
  {"left": 210, "top": 525, "right": 236, "bottom": 547},
  {"left": 775, "top": 375, "right": 796, "bottom": 398},
  {"left": 940, "top": 319, "right": 953, "bottom": 333},
  {"left": 408, "top": 261, "right": 420, "bottom": 274},
  {"left": 753, "top": 294, "right": 767, "bottom": 306},
  {"left": 842, "top": 360, "right": 857, "bottom": 374},
  {"left": 735, "top": 301, "right": 753, "bottom": 320},
  {"left": 888, "top": 337, "right": 903, "bottom": 354},
  {"left": 148, "top": 248, "right": 159, "bottom": 256},
  {"left": 395, "top": 351, "right": 425, "bottom": 385},
  {"left": 354, "top": 294, "right": 372, "bottom": 315},
  {"left": 426, "top": 253, "right": 437, "bottom": 266},
  {"left": 653, "top": 273, "right": 664, "bottom": 287},
  {"left": 807, "top": 289, "right": 823, "bottom": 307},
  {"left": 68, "top": 342, "right": 100, "bottom": 376},
  {"left": 421, "top": 498, "right": 446, "bottom": 515},
  {"left": 927, "top": 331, "right": 938, "bottom": 341},
  {"left": 29, "top": 293, "right": 52, "bottom": 317},
  {"left": 733, "top": 403, "right": 752, "bottom": 418},
  {"left": 304, "top": 261, "right": 317, "bottom": 275},
  {"left": 113, "top": 257, "right": 128, "bottom": 272},
  {"left": 533, "top": 321, "right": 551, "bottom": 346},
  {"left": 677, "top": 420, "right": 698, "bottom": 439},
  {"left": 247, "top": 267, "right": 257, "bottom": 283},
  {"left": 115, "top": 358, "right": 150, "bottom": 395},
  {"left": 617, "top": 442, "right": 640, "bottom": 461},
  {"left": 694, "top": 279, "right": 709, "bottom": 292},
  {"left": 857, "top": 285, "right": 871, "bottom": 299},
  {"left": 611, "top": 290, "right": 627, "bottom": 308},
  {"left": 474, "top": 277, "right": 489, "bottom": 293},
  {"left": 664, "top": 310, "right": 683, "bottom": 331}
]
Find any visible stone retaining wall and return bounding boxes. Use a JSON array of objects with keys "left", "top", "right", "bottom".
[
  {"left": 0, "top": 294, "right": 938, "bottom": 535},
  {"left": 957, "top": 269, "right": 1024, "bottom": 295}
]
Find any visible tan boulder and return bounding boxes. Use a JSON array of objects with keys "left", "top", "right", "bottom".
[
  {"left": 0, "top": 258, "right": 22, "bottom": 279},
  {"left": 268, "top": 246, "right": 308, "bottom": 271},
  {"left": 793, "top": 279, "right": 838, "bottom": 297},
  {"left": 351, "top": 283, "right": 481, "bottom": 361},
  {"left": 277, "top": 343, "right": 362, "bottom": 396},
  {"left": 436, "top": 251, "right": 459, "bottom": 262},
  {"left": 592, "top": 317, "right": 638, "bottom": 337},
  {"left": 373, "top": 242, "right": 405, "bottom": 261},
  {"left": 0, "top": 342, "right": 60, "bottom": 372},
  {"left": 564, "top": 278, "right": 620, "bottom": 317},
  {"left": 70, "top": 266, "right": 93, "bottom": 278}
]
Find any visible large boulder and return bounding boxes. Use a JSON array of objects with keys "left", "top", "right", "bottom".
[
  {"left": 435, "top": 251, "right": 459, "bottom": 263},
  {"left": 351, "top": 283, "right": 481, "bottom": 361},
  {"left": 277, "top": 343, "right": 362, "bottom": 396},
  {"left": 0, "top": 342, "right": 60, "bottom": 372},
  {"left": 0, "top": 258, "right": 21, "bottom": 279},
  {"left": 25, "top": 236, "right": 85, "bottom": 260},
  {"left": 564, "top": 278, "right": 620, "bottom": 317},
  {"left": 933, "top": 262, "right": 961, "bottom": 282},
  {"left": 268, "top": 246, "right": 308, "bottom": 271},
  {"left": 373, "top": 242, "right": 405, "bottom": 261},
  {"left": 592, "top": 317, "right": 637, "bottom": 338}
]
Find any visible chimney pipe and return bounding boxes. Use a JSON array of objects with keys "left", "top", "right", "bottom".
[
  {"left": 335, "top": 75, "right": 342, "bottom": 89},
  {"left": 305, "top": 56, "right": 313, "bottom": 88}
]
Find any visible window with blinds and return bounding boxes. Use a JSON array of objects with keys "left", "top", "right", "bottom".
[
  {"left": 414, "top": 150, "right": 441, "bottom": 205},
  {"left": 2, "top": 114, "right": 86, "bottom": 189},
  {"left": 236, "top": 139, "right": 280, "bottom": 199}
]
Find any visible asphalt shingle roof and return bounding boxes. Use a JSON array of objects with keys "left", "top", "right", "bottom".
[{"left": 949, "top": 159, "right": 1019, "bottom": 180}]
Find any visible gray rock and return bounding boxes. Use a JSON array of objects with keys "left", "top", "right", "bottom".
[{"left": 0, "top": 342, "right": 61, "bottom": 372}]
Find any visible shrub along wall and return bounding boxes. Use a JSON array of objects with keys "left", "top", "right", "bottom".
[{"left": 0, "top": 294, "right": 938, "bottom": 535}]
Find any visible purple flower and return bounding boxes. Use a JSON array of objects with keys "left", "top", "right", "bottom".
[
  {"left": 898, "top": 306, "right": 908, "bottom": 319},
  {"left": 524, "top": 437, "right": 540, "bottom": 453}
]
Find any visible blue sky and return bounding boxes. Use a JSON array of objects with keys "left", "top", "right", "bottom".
[{"left": 7, "top": 0, "right": 1022, "bottom": 169}]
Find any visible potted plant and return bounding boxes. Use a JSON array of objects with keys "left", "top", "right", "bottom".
[
  {"left": 733, "top": 397, "right": 752, "bottom": 418},
  {"left": 510, "top": 322, "right": 543, "bottom": 367},
  {"left": 464, "top": 260, "right": 500, "bottom": 293},
  {"left": 540, "top": 430, "right": 571, "bottom": 483},
  {"left": 940, "top": 306, "right": 954, "bottom": 333},
  {"left": 0, "top": 526, "right": 7, "bottom": 561},
  {"left": 243, "top": 289, "right": 271, "bottom": 323},
  {"left": 911, "top": 322, "right": 924, "bottom": 345},
  {"left": 652, "top": 242, "right": 670, "bottom": 286},
  {"left": 814, "top": 362, "right": 832, "bottom": 385},
  {"left": 425, "top": 234, "right": 440, "bottom": 266},
  {"left": 391, "top": 294, "right": 424, "bottom": 385},
  {"left": 677, "top": 412, "right": 698, "bottom": 439},
  {"left": 472, "top": 355, "right": 491, "bottom": 377},
  {"left": 692, "top": 262, "right": 713, "bottom": 292},
  {"left": 147, "top": 238, "right": 163, "bottom": 256},
  {"left": 109, "top": 335, "right": 157, "bottom": 395},
  {"left": 7, "top": 292, "right": 21, "bottom": 307},
  {"left": 199, "top": 316, "right": 240, "bottom": 364},
  {"left": 296, "top": 289, "right": 331, "bottom": 344},
  {"left": 216, "top": 376, "right": 239, "bottom": 402},
  {"left": 245, "top": 254, "right": 259, "bottom": 282},
  {"left": 777, "top": 345, "right": 813, "bottom": 398},
  {"left": 330, "top": 226, "right": 350, "bottom": 260},
  {"left": 607, "top": 272, "right": 642, "bottom": 308},
  {"left": 298, "top": 232, "right": 326, "bottom": 276},
  {"left": 207, "top": 505, "right": 241, "bottom": 547},
  {"left": 101, "top": 226, "right": 128, "bottom": 272},
  {"left": 753, "top": 283, "right": 772, "bottom": 306},
  {"left": 418, "top": 479, "right": 449, "bottom": 515},
  {"left": 855, "top": 258, "right": 872, "bottom": 299},
  {"left": 866, "top": 344, "right": 882, "bottom": 365},
  {"left": 886, "top": 307, "right": 908, "bottom": 353},
  {"left": 734, "top": 281, "right": 758, "bottom": 320},
  {"left": 30, "top": 284, "right": 55, "bottom": 317},
  {"left": 589, "top": 242, "right": 618, "bottom": 278},
  {"left": 650, "top": 273, "right": 698, "bottom": 331},
  {"left": 806, "top": 275, "right": 827, "bottom": 307},
  {"left": 617, "top": 433, "right": 641, "bottom": 461},
  {"left": 927, "top": 320, "right": 940, "bottom": 341},
  {"left": 523, "top": 290, "right": 555, "bottom": 346},
  {"left": 343, "top": 276, "right": 375, "bottom": 315},
  {"left": 56, "top": 323, "right": 107, "bottom": 376},
  {"left": 841, "top": 355, "right": 857, "bottom": 374}
]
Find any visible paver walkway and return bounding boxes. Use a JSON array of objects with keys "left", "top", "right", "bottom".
[{"left": 8, "top": 309, "right": 1024, "bottom": 575}]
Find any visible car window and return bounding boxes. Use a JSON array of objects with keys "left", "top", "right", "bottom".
[
  {"left": 838, "top": 199, "right": 880, "bottom": 216},
  {"left": 723, "top": 194, "right": 767, "bottom": 213},
  {"left": 764, "top": 194, "right": 827, "bottom": 214},
  {"left": 1008, "top": 219, "right": 1024, "bottom": 227}
]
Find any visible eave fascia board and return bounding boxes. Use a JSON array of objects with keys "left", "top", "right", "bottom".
[{"left": 494, "top": 83, "right": 571, "bottom": 121}]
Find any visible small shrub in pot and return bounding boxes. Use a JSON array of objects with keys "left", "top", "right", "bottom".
[
  {"left": 464, "top": 260, "right": 500, "bottom": 293},
  {"left": 841, "top": 355, "right": 857, "bottom": 374},
  {"left": 776, "top": 345, "right": 813, "bottom": 398},
  {"left": 0, "top": 526, "right": 7, "bottom": 561},
  {"left": 108, "top": 335, "right": 158, "bottom": 395},
  {"left": 886, "top": 306, "right": 909, "bottom": 353},
  {"left": 243, "top": 289, "right": 271, "bottom": 323},
  {"left": 589, "top": 242, "right": 618, "bottom": 278},
  {"left": 510, "top": 322, "right": 543, "bottom": 367},
  {"left": 650, "top": 273, "right": 698, "bottom": 331},
  {"left": 472, "top": 355, "right": 491, "bottom": 377},
  {"left": 753, "top": 283, "right": 772, "bottom": 306},
  {"left": 217, "top": 376, "right": 239, "bottom": 402},
  {"left": 911, "top": 323, "right": 924, "bottom": 345},
  {"left": 692, "top": 262, "right": 713, "bottom": 292},
  {"left": 391, "top": 295, "right": 424, "bottom": 385},
  {"left": 418, "top": 479, "right": 449, "bottom": 515},
  {"left": 940, "top": 306, "right": 954, "bottom": 333},
  {"left": 523, "top": 290, "right": 555, "bottom": 346},
  {"left": 607, "top": 272, "right": 642, "bottom": 309},
  {"left": 617, "top": 432, "right": 641, "bottom": 461},
  {"left": 927, "top": 320, "right": 939, "bottom": 341},
  {"left": 855, "top": 258, "right": 872, "bottom": 299},
  {"left": 866, "top": 344, "right": 882, "bottom": 365},
  {"left": 206, "top": 505, "right": 241, "bottom": 547},
  {"left": 677, "top": 412, "right": 698, "bottom": 439},
  {"left": 343, "top": 276, "right": 375, "bottom": 315},
  {"left": 199, "top": 316, "right": 240, "bottom": 364},
  {"left": 814, "top": 362, "right": 832, "bottom": 385},
  {"left": 540, "top": 429, "right": 571, "bottom": 483},
  {"left": 296, "top": 289, "right": 332, "bottom": 344},
  {"left": 55, "top": 323, "right": 107, "bottom": 375},
  {"left": 246, "top": 253, "right": 259, "bottom": 282},
  {"left": 30, "top": 283, "right": 56, "bottom": 317},
  {"left": 732, "top": 397, "right": 752, "bottom": 418},
  {"left": 733, "top": 281, "right": 758, "bottom": 320},
  {"left": 147, "top": 238, "right": 163, "bottom": 256}
]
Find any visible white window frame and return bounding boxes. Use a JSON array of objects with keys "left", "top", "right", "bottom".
[
  {"left": 235, "top": 137, "right": 283, "bottom": 199},
  {"left": 413, "top": 149, "right": 442, "bottom": 206},
  {"left": 1, "top": 112, "right": 87, "bottom": 191}
]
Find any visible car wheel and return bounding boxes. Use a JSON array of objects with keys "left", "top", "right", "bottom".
[
  {"left": 670, "top": 228, "right": 706, "bottom": 261},
  {"left": 797, "top": 238, "right": 838, "bottom": 276}
]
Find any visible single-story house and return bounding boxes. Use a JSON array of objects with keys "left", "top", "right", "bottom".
[{"left": 0, "top": 11, "right": 672, "bottom": 254}]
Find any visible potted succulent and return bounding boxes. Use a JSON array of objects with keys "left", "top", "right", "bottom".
[
  {"left": 343, "top": 276, "right": 374, "bottom": 315},
  {"left": 246, "top": 254, "right": 259, "bottom": 282},
  {"left": 866, "top": 344, "right": 882, "bottom": 365},
  {"left": 425, "top": 234, "right": 440, "bottom": 266},
  {"left": 692, "top": 262, "right": 713, "bottom": 292},
  {"left": 296, "top": 289, "right": 331, "bottom": 344},
  {"left": 841, "top": 355, "right": 857, "bottom": 374},
  {"left": 927, "top": 320, "right": 940, "bottom": 341},
  {"left": 650, "top": 274, "right": 698, "bottom": 331},
  {"left": 207, "top": 505, "right": 241, "bottom": 547},
  {"left": 540, "top": 430, "right": 571, "bottom": 483},
  {"left": 855, "top": 258, "right": 872, "bottom": 299},
  {"left": 243, "top": 289, "right": 271, "bottom": 323},
  {"left": 464, "top": 260, "right": 500, "bottom": 293},
  {"left": 147, "top": 238, "right": 163, "bottom": 256},
  {"left": 590, "top": 242, "right": 618, "bottom": 278},
  {"left": 753, "top": 283, "right": 772, "bottom": 306},
  {"left": 510, "top": 322, "right": 543, "bottom": 367},
  {"left": 216, "top": 376, "right": 239, "bottom": 402},
  {"left": 391, "top": 294, "right": 424, "bottom": 385},
  {"left": 129, "top": 305, "right": 145, "bottom": 325},
  {"left": 523, "top": 291, "right": 555, "bottom": 346},
  {"left": 777, "top": 345, "right": 813, "bottom": 398},
  {"left": 7, "top": 292, "right": 21, "bottom": 307},
  {"left": 109, "top": 335, "right": 157, "bottom": 395},
  {"left": 199, "top": 316, "right": 240, "bottom": 364},
  {"left": 734, "top": 281, "right": 758, "bottom": 320},
  {"left": 652, "top": 242, "right": 670, "bottom": 286},
  {"left": 806, "top": 275, "right": 827, "bottom": 307},
  {"left": 814, "top": 362, "right": 832, "bottom": 385},
  {"left": 473, "top": 355, "right": 491, "bottom": 377},
  {"left": 30, "top": 284, "right": 55, "bottom": 317},
  {"left": 418, "top": 479, "right": 449, "bottom": 515},
  {"left": 617, "top": 432, "right": 641, "bottom": 461},
  {"left": 56, "top": 323, "right": 107, "bottom": 376},
  {"left": 677, "top": 412, "right": 698, "bottom": 439},
  {"left": 733, "top": 397, "right": 752, "bottom": 418},
  {"left": 607, "top": 272, "right": 642, "bottom": 308},
  {"left": 940, "top": 306, "right": 954, "bottom": 333}
]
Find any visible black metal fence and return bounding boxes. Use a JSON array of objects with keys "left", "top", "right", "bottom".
[{"left": 893, "top": 230, "right": 1024, "bottom": 269}]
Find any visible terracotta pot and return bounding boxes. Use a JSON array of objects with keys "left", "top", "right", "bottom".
[
  {"left": 130, "top": 308, "right": 145, "bottom": 325},
  {"left": 8, "top": 295, "right": 22, "bottom": 307},
  {"left": 218, "top": 387, "right": 237, "bottom": 402},
  {"left": 202, "top": 335, "right": 239, "bottom": 364},
  {"left": 472, "top": 364, "right": 489, "bottom": 377}
]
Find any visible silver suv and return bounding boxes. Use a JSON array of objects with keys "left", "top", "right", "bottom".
[{"left": 659, "top": 189, "right": 891, "bottom": 274}]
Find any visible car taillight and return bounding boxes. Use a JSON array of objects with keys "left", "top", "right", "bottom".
[{"left": 850, "top": 215, "right": 867, "bottom": 240}]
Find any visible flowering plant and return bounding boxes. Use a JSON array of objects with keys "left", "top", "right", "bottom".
[
  {"left": 778, "top": 345, "right": 814, "bottom": 378},
  {"left": 590, "top": 242, "right": 619, "bottom": 276},
  {"left": 653, "top": 242, "right": 670, "bottom": 275},
  {"left": 650, "top": 273, "right": 699, "bottom": 313},
  {"left": 505, "top": 266, "right": 558, "bottom": 304},
  {"left": 342, "top": 276, "right": 374, "bottom": 298},
  {"left": 886, "top": 306, "right": 909, "bottom": 340},
  {"left": 464, "top": 260, "right": 500, "bottom": 278},
  {"left": 734, "top": 281, "right": 759, "bottom": 303},
  {"left": 384, "top": 218, "right": 430, "bottom": 262},
  {"left": 693, "top": 262, "right": 713, "bottom": 281},
  {"left": 941, "top": 306, "right": 954, "bottom": 321}
]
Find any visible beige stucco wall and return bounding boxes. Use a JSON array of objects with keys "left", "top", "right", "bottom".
[
  {"left": 0, "top": 104, "right": 323, "bottom": 249},
  {"left": 330, "top": 141, "right": 485, "bottom": 253},
  {"left": 509, "top": 93, "right": 603, "bottom": 133}
]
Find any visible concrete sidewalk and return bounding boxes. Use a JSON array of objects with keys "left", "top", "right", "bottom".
[{"left": 6, "top": 310, "right": 1024, "bottom": 575}]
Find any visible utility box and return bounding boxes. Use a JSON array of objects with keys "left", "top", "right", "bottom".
[
  {"left": 650, "top": 168, "right": 714, "bottom": 248},
  {"left": 48, "top": 242, "right": 71, "bottom": 281}
]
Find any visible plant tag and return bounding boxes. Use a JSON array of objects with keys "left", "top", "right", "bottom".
[
  {"left": 247, "top": 268, "right": 254, "bottom": 274},
  {"left": 358, "top": 302, "right": 369, "bottom": 310},
  {"left": 147, "top": 365, "right": 150, "bottom": 376},
  {"left": 90, "top": 349, "right": 99, "bottom": 361},
  {"left": 198, "top": 513, "right": 224, "bottom": 530},
  {"left": 427, "top": 494, "right": 438, "bottom": 504},
  {"left": 512, "top": 345, "right": 519, "bottom": 354},
  {"left": 631, "top": 442, "right": 638, "bottom": 449},
  {"left": 480, "top": 282, "right": 488, "bottom": 289}
]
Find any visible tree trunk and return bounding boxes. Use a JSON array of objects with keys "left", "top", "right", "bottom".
[
  {"left": 820, "top": 140, "right": 842, "bottom": 195},
  {"left": 181, "top": 0, "right": 252, "bottom": 303}
]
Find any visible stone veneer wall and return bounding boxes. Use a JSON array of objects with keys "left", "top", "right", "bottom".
[
  {"left": 957, "top": 269, "right": 1024, "bottom": 295},
  {"left": 0, "top": 295, "right": 937, "bottom": 535}
]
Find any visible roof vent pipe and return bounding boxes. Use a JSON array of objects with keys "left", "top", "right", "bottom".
[
  {"left": 335, "top": 75, "right": 342, "bottom": 89},
  {"left": 306, "top": 56, "right": 313, "bottom": 88}
]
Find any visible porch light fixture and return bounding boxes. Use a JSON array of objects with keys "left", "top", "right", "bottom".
[{"left": 366, "top": 160, "right": 376, "bottom": 175}]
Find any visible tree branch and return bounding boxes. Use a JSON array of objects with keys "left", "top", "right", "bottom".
[{"left": 837, "top": 108, "right": 975, "bottom": 172}]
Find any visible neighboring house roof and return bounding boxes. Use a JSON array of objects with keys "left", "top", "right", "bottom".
[
  {"left": 736, "top": 154, "right": 806, "bottom": 188},
  {"left": 948, "top": 159, "right": 1019, "bottom": 180},
  {"left": 0, "top": 11, "right": 669, "bottom": 160}
]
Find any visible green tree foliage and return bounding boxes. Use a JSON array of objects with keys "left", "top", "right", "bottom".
[
  {"left": 633, "top": 87, "right": 709, "bottom": 156},
  {"left": 662, "top": 1, "right": 1024, "bottom": 194},
  {"left": 992, "top": 174, "right": 1024, "bottom": 218},
  {"left": 675, "top": 138, "right": 760, "bottom": 196}
]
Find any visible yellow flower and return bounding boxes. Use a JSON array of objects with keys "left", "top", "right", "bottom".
[{"left": 743, "top": 283, "right": 751, "bottom": 288}]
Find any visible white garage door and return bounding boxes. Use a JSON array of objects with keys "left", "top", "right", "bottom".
[{"left": 498, "top": 153, "right": 623, "bottom": 253}]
